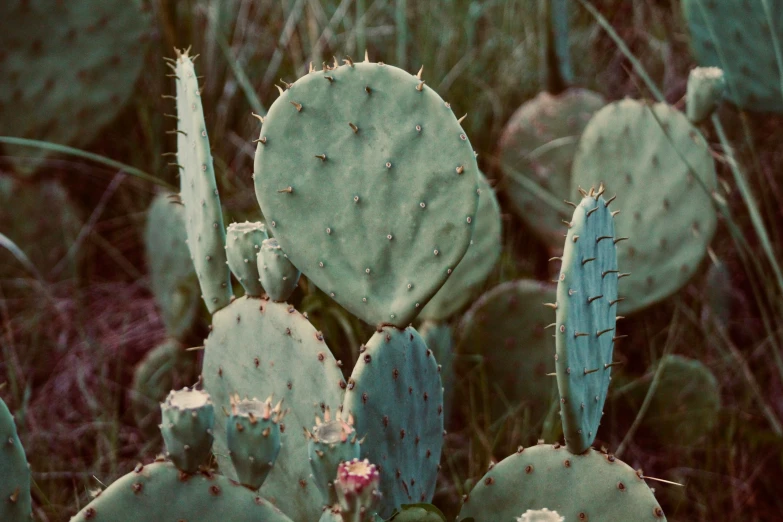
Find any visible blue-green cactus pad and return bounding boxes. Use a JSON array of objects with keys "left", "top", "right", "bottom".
[
  {"left": 457, "top": 443, "right": 666, "bottom": 521},
  {"left": 202, "top": 297, "right": 345, "bottom": 522},
  {"left": 342, "top": 326, "right": 443, "bottom": 517},
  {"left": 0, "top": 398, "right": 31, "bottom": 522},
  {"left": 418, "top": 321, "right": 455, "bottom": 422},
  {"left": 555, "top": 191, "right": 619, "bottom": 454},
  {"left": 227, "top": 398, "right": 282, "bottom": 490},
  {"left": 253, "top": 60, "right": 479, "bottom": 327},
  {"left": 226, "top": 222, "right": 268, "bottom": 297},
  {"left": 160, "top": 388, "right": 215, "bottom": 473}
]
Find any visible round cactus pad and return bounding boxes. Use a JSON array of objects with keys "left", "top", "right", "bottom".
[
  {"left": 342, "top": 326, "right": 444, "bottom": 517},
  {"left": 70, "top": 461, "right": 293, "bottom": 522},
  {"left": 253, "top": 59, "right": 479, "bottom": 327},
  {"left": 457, "top": 443, "right": 666, "bottom": 521},
  {"left": 571, "top": 99, "right": 717, "bottom": 314},
  {"left": 555, "top": 190, "right": 619, "bottom": 454},
  {"left": 202, "top": 297, "right": 345, "bottom": 522}
]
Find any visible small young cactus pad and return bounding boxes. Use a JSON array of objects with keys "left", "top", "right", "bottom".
[
  {"left": 554, "top": 188, "right": 619, "bottom": 454},
  {"left": 227, "top": 396, "right": 284, "bottom": 490},
  {"left": 0, "top": 0, "right": 150, "bottom": 175},
  {"left": 342, "top": 326, "right": 444, "bottom": 517},
  {"left": 0, "top": 398, "right": 31, "bottom": 522},
  {"left": 174, "top": 49, "right": 232, "bottom": 313},
  {"left": 70, "top": 461, "right": 294, "bottom": 522},
  {"left": 682, "top": 0, "right": 783, "bottom": 112},
  {"left": 571, "top": 99, "right": 717, "bottom": 314},
  {"left": 307, "top": 408, "right": 362, "bottom": 506},
  {"left": 499, "top": 89, "right": 605, "bottom": 250},
  {"left": 686, "top": 67, "right": 726, "bottom": 123},
  {"left": 226, "top": 222, "right": 268, "bottom": 297},
  {"left": 420, "top": 172, "right": 502, "bottom": 321},
  {"left": 202, "top": 296, "right": 345, "bottom": 522},
  {"left": 253, "top": 58, "right": 479, "bottom": 327},
  {"left": 257, "top": 238, "right": 301, "bottom": 302},
  {"left": 145, "top": 192, "right": 200, "bottom": 340},
  {"left": 160, "top": 388, "right": 215, "bottom": 473},
  {"left": 457, "top": 443, "right": 666, "bottom": 521}
]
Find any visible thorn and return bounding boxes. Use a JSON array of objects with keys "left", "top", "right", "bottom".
[
  {"left": 190, "top": 53, "right": 200, "bottom": 62},
  {"left": 543, "top": 302, "right": 558, "bottom": 310},
  {"left": 548, "top": 257, "right": 562, "bottom": 262},
  {"left": 545, "top": 323, "right": 557, "bottom": 329},
  {"left": 344, "top": 56, "right": 354, "bottom": 67},
  {"left": 456, "top": 165, "right": 465, "bottom": 174},
  {"left": 586, "top": 207, "right": 598, "bottom": 217},
  {"left": 574, "top": 332, "right": 590, "bottom": 338},
  {"left": 163, "top": 113, "right": 179, "bottom": 120},
  {"left": 605, "top": 194, "right": 617, "bottom": 207},
  {"left": 564, "top": 200, "right": 577, "bottom": 208},
  {"left": 365, "top": 86, "right": 372, "bottom": 94},
  {"left": 348, "top": 122, "right": 359, "bottom": 133},
  {"left": 315, "top": 154, "right": 327, "bottom": 161},
  {"left": 596, "top": 328, "right": 614, "bottom": 337},
  {"left": 587, "top": 295, "right": 603, "bottom": 304},
  {"left": 578, "top": 186, "right": 588, "bottom": 197},
  {"left": 161, "top": 152, "right": 178, "bottom": 157},
  {"left": 166, "top": 74, "right": 180, "bottom": 79},
  {"left": 364, "top": 49, "right": 369, "bottom": 62},
  {"left": 251, "top": 112, "right": 265, "bottom": 123},
  {"left": 602, "top": 270, "right": 619, "bottom": 278},
  {"left": 546, "top": 372, "right": 557, "bottom": 377},
  {"left": 416, "top": 65, "right": 424, "bottom": 80},
  {"left": 163, "top": 57, "right": 176, "bottom": 64},
  {"left": 166, "top": 130, "right": 187, "bottom": 136},
  {"left": 642, "top": 475, "right": 684, "bottom": 487},
  {"left": 618, "top": 273, "right": 631, "bottom": 279},
  {"left": 325, "top": 75, "right": 334, "bottom": 83},
  {"left": 581, "top": 257, "right": 596, "bottom": 266},
  {"left": 594, "top": 184, "right": 605, "bottom": 199},
  {"left": 609, "top": 298, "right": 625, "bottom": 306},
  {"left": 309, "top": 62, "right": 315, "bottom": 73},
  {"left": 253, "top": 136, "right": 267, "bottom": 144},
  {"left": 290, "top": 101, "right": 303, "bottom": 112},
  {"left": 167, "top": 163, "right": 184, "bottom": 170},
  {"left": 613, "top": 237, "right": 629, "bottom": 244},
  {"left": 616, "top": 316, "right": 625, "bottom": 321},
  {"left": 186, "top": 346, "right": 205, "bottom": 351},
  {"left": 596, "top": 236, "right": 613, "bottom": 243},
  {"left": 457, "top": 114, "right": 467, "bottom": 124},
  {"left": 416, "top": 81, "right": 425, "bottom": 91},
  {"left": 611, "top": 210, "right": 621, "bottom": 217},
  {"left": 612, "top": 335, "right": 628, "bottom": 342},
  {"left": 277, "top": 187, "right": 293, "bottom": 193},
  {"left": 604, "top": 361, "right": 624, "bottom": 369},
  {"left": 161, "top": 95, "right": 176, "bottom": 99},
  {"left": 276, "top": 85, "right": 285, "bottom": 95},
  {"left": 562, "top": 220, "right": 572, "bottom": 228},
  {"left": 584, "top": 368, "right": 599, "bottom": 375}
]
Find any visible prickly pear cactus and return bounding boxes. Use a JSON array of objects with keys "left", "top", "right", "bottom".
[
  {"left": 160, "top": 388, "right": 215, "bottom": 473},
  {"left": 420, "top": 172, "right": 502, "bottom": 321},
  {"left": 145, "top": 192, "right": 200, "bottom": 340},
  {"left": 0, "top": 0, "right": 150, "bottom": 175},
  {"left": 0, "top": 177, "right": 82, "bottom": 280},
  {"left": 227, "top": 396, "right": 284, "bottom": 490},
  {"left": 257, "top": 238, "right": 301, "bottom": 302},
  {"left": 342, "top": 326, "right": 444, "bottom": 517},
  {"left": 130, "top": 339, "right": 197, "bottom": 436},
  {"left": 334, "top": 458, "right": 381, "bottom": 522},
  {"left": 457, "top": 443, "right": 666, "bottom": 521},
  {"left": 686, "top": 67, "right": 726, "bottom": 123},
  {"left": 253, "top": 57, "right": 479, "bottom": 327},
  {"left": 226, "top": 222, "right": 268, "bottom": 297},
  {"left": 498, "top": 89, "right": 605, "bottom": 250},
  {"left": 307, "top": 408, "right": 361, "bottom": 506},
  {"left": 419, "top": 321, "right": 454, "bottom": 421},
  {"left": 173, "top": 50, "right": 232, "bottom": 313},
  {"left": 682, "top": 0, "right": 783, "bottom": 113},
  {"left": 554, "top": 187, "right": 620, "bottom": 454},
  {"left": 202, "top": 296, "right": 345, "bottom": 522},
  {"left": 456, "top": 280, "right": 558, "bottom": 424},
  {"left": 571, "top": 99, "right": 717, "bottom": 314},
  {"left": 69, "top": 461, "right": 294, "bottom": 522},
  {"left": 0, "top": 398, "right": 31, "bottom": 522}
]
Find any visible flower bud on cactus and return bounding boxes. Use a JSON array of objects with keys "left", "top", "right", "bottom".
[
  {"left": 160, "top": 388, "right": 215, "bottom": 473},
  {"left": 257, "top": 238, "right": 301, "bottom": 302},
  {"left": 307, "top": 408, "right": 361, "bottom": 505},
  {"left": 227, "top": 395, "right": 285, "bottom": 490},
  {"left": 686, "top": 66, "right": 726, "bottom": 123},
  {"left": 335, "top": 458, "right": 381, "bottom": 522},
  {"left": 516, "top": 508, "right": 564, "bottom": 522}
]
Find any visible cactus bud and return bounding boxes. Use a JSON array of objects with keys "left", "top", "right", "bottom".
[
  {"left": 335, "top": 458, "right": 380, "bottom": 522},
  {"left": 686, "top": 66, "right": 725, "bottom": 123}
]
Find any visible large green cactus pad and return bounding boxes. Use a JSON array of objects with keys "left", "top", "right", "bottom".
[
  {"left": 571, "top": 99, "right": 717, "bottom": 314},
  {"left": 499, "top": 89, "right": 605, "bottom": 250},
  {"left": 253, "top": 59, "right": 479, "bottom": 327},
  {"left": 145, "top": 192, "right": 200, "bottom": 340},
  {"left": 69, "top": 461, "right": 293, "bottom": 522},
  {"left": 420, "top": 172, "right": 502, "bottom": 321},
  {"left": 682, "top": 0, "right": 783, "bottom": 113},
  {"left": 555, "top": 190, "right": 619, "bottom": 454},
  {"left": 0, "top": 0, "right": 149, "bottom": 175},
  {"left": 457, "top": 443, "right": 666, "bottom": 521},
  {"left": 456, "top": 280, "right": 558, "bottom": 425},
  {"left": 202, "top": 297, "right": 345, "bottom": 522},
  {"left": 342, "top": 326, "right": 444, "bottom": 517},
  {"left": 174, "top": 51, "right": 232, "bottom": 314},
  {"left": 0, "top": 398, "right": 31, "bottom": 522}
]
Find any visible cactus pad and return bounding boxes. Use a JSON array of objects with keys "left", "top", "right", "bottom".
[
  {"left": 227, "top": 396, "right": 284, "bottom": 490},
  {"left": 145, "top": 192, "right": 200, "bottom": 340},
  {"left": 554, "top": 189, "right": 619, "bottom": 454},
  {"left": 682, "top": 0, "right": 783, "bottom": 112},
  {"left": 257, "top": 238, "right": 301, "bottom": 302},
  {"left": 226, "top": 222, "right": 268, "bottom": 297},
  {"left": 307, "top": 409, "right": 362, "bottom": 506},
  {"left": 498, "top": 89, "right": 605, "bottom": 250},
  {"left": 174, "top": 50, "right": 232, "bottom": 313},
  {"left": 686, "top": 67, "right": 726, "bottom": 123},
  {"left": 342, "top": 326, "right": 443, "bottom": 517},
  {"left": 70, "top": 461, "right": 293, "bottom": 522},
  {"left": 160, "top": 388, "right": 215, "bottom": 473},
  {"left": 456, "top": 280, "right": 558, "bottom": 424},
  {"left": 420, "top": 172, "right": 502, "bottom": 321},
  {"left": 418, "top": 321, "right": 455, "bottom": 421},
  {"left": 0, "top": 398, "right": 31, "bottom": 522},
  {"left": 202, "top": 296, "right": 345, "bottom": 522},
  {"left": 571, "top": 99, "right": 717, "bottom": 314},
  {"left": 457, "top": 443, "right": 666, "bottom": 521},
  {"left": 253, "top": 59, "right": 479, "bottom": 327},
  {"left": 0, "top": 0, "right": 150, "bottom": 175}
]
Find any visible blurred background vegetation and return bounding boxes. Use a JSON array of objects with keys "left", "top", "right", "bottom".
[{"left": 0, "top": 0, "right": 781, "bottom": 520}]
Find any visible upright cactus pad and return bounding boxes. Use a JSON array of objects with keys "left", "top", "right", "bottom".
[
  {"left": 307, "top": 408, "right": 362, "bottom": 506},
  {"left": 226, "top": 222, "right": 268, "bottom": 297},
  {"left": 0, "top": 398, "right": 31, "bottom": 522},
  {"left": 0, "top": 0, "right": 150, "bottom": 175},
  {"left": 420, "top": 172, "right": 502, "bottom": 321},
  {"left": 174, "top": 50, "right": 232, "bottom": 313},
  {"left": 227, "top": 396, "right": 284, "bottom": 490},
  {"left": 145, "top": 192, "right": 200, "bottom": 340},
  {"left": 498, "top": 89, "right": 605, "bottom": 250},
  {"left": 571, "top": 99, "right": 717, "bottom": 314},
  {"left": 257, "top": 238, "right": 301, "bottom": 302},
  {"left": 160, "top": 388, "right": 215, "bottom": 473},
  {"left": 554, "top": 188, "right": 619, "bottom": 454},
  {"left": 253, "top": 58, "right": 479, "bottom": 327},
  {"left": 342, "top": 326, "right": 443, "bottom": 517},
  {"left": 457, "top": 443, "right": 666, "bottom": 521},
  {"left": 70, "top": 461, "right": 294, "bottom": 522},
  {"left": 456, "top": 280, "right": 558, "bottom": 424},
  {"left": 202, "top": 296, "right": 345, "bottom": 522},
  {"left": 682, "top": 0, "right": 783, "bottom": 112}
]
